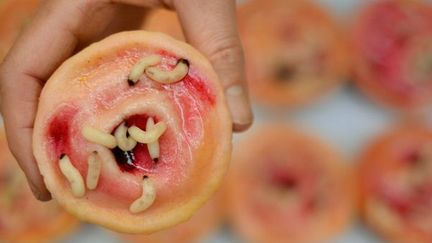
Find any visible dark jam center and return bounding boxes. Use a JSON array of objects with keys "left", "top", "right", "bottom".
[
  {"left": 269, "top": 168, "right": 320, "bottom": 213},
  {"left": 271, "top": 171, "right": 299, "bottom": 192},
  {"left": 112, "top": 148, "right": 136, "bottom": 172},
  {"left": 404, "top": 147, "right": 431, "bottom": 169},
  {"left": 382, "top": 148, "right": 432, "bottom": 216},
  {"left": 274, "top": 64, "right": 297, "bottom": 84},
  {"left": 111, "top": 114, "right": 157, "bottom": 173}
]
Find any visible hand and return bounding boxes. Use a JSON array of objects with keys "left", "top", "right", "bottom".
[{"left": 0, "top": 0, "right": 253, "bottom": 201}]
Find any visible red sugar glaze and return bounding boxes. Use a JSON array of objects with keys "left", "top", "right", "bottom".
[
  {"left": 47, "top": 106, "right": 78, "bottom": 159},
  {"left": 262, "top": 166, "right": 319, "bottom": 216},
  {"left": 111, "top": 114, "right": 159, "bottom": 174},
  {"left": 380, "top": 182, "right": 432, "bottom": 218},
  {"left": 357, "top": 1, "right": 432, "bottom": 94},
  {"left": 127, "top": 114, "right": 151, "bottom": 129},
  {"left": 403, "top": 149, "right": 422, "bottom": 166},
  {"left": 183, "top": 75, "right": 215, "bottom": 105},
  {"left": 271, "top": 171, "right": 299, "bottom": 190},
  {"left": 157, "top": 50, "right": 172, "bottom": 57},
  {"left": 358, "top": 2, "right": 432, "bottom": 63},
  {"left": 375, "top": 148, "right": 432, "bottom": 218}
]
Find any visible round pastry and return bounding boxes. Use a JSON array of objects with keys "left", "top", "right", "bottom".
[
  {"left": 359, "top": 124, "right": 432, "bottom": 242},
  {"left": 33, "top": 31, "right": 232, "bottom": 233},
  {"left": 353, "top": 0, "right": 432, "bottom": 110},
  {"left": 226, "top": 125, "right": 354, "bottom": 243},
  {"left": 238, "top": 0, "right": 349, "bottom": 107},
  {"left": 0, "top": 128, "right": 78, "bottom": 243}
]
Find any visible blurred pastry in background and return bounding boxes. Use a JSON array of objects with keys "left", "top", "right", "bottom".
[
  {"left": 358, "top": 123, "right": 432, "bottom": 242},
  {"left": 226, "top": 125, "right": 355, "bottom": 243},
  {"left": 353, "top": 0, "right": 432, "bottom": 111},
  {"left": 0, "top": 0, "right": 40, "bottom": 61},
  {"left": 121, "top": 193, "right": 222, "bottom": 243},
  {"left": 0, "top": 128, "right": 79, "bottom": 242},
  {"left": 238, "top": 0, "right": 350, "bottom": 107},
  {"left": 141, "top": 9, "right": 184, "bottom": 41}
]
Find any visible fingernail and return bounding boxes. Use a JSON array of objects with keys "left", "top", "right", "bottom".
[
  {"left": 226, "top": 85, "right": 244, "bottom": 96},
  {"left": 226, "top": 85, "right": 254, "bottom": 132}
]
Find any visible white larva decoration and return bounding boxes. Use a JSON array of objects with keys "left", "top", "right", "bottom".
[
  {"left": 128, "top": 55, "right": 189, "bottom": 85},
  {"left": 145, "top": 59, "right": 189, "bottom": 84},
  {"left": 128, "top": 55, "right": 161, "bottom": 84},
  {"left": 82, "top": 126, "right": 117, "bottom": 149},
  {"left": 146, "top": 117, "right": 160, "bottom": 160},
  {"left": 86, "top": 152, "right": 102, "bottom": 190},
  {"left": 128, "top": 122, "right": 167, "bottom": 144},
  {"left": 59, "top": 155, "right": 86, "bottom": 197},
  {"left": 114, "top": 122, "right": 137, "bottom": 151},
  {"left": 129, "top": 176, "right": 156, "bottom": 214}
]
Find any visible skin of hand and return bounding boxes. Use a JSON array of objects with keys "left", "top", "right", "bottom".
[{"left": 0, "top": 0, "right": 253, "bottom": 201}]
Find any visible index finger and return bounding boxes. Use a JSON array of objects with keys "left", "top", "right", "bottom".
[{"left": 173, "top": 0, "right": 253, "bottom": 132}]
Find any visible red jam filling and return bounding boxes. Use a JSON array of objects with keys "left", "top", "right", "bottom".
[
  {"left": 268, "top": 167, "right": 318, "bottom": 213},
  {"left": 378, "top": 149, "right": 432, "bottom": 217},
  {"left": 271, "top": 170, "right": 299, "bottom": 191},
  {"left": 360, "top": 2, "right": 418, "bottom": 63},
  {"left": 47, "top": 106, "right": 78, "bottom": 159},
  {"left": 359, "top": 2, "right": 432, "bottom": 94},
  {"left": 182, "top": 75, "right": 215, "bottom": 105}
]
